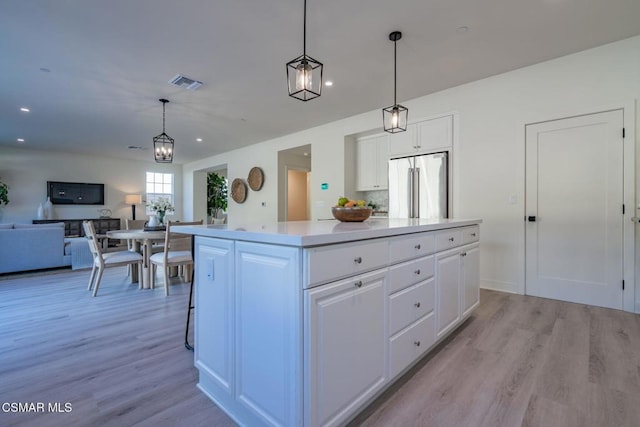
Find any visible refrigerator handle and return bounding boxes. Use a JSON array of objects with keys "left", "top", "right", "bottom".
[
  {"left": 413, "top": 167, "right": 420, "bottom": 218},
  {"left": 408, "top": 167, "right": 414, "bottom": 217}
]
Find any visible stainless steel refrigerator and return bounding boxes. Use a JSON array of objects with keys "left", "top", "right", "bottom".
[{"left": 388, "top": 152, "right": 448, "bottom": 219}]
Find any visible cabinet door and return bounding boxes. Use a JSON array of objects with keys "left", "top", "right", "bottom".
[
  {"left": 435, "top": 249, "right": 461, "bottom": 338},
  {"left": 235, "top": 242, "right": 302, "bottom": 427},
  {"left": 416, "top": 115, "right": 452, "bottom": 153},
  {"left": 375, "top": 135, "right": 389, "bottom": 190},
  {"left": 306, "top": 269, "right": 387, "bottom": 427},
  {"left": 356, "top": 134, "right": 388, "bottom": 191},
  {"left": 195, "top": 237, "right": 235, "bottom": 396},
  {"left": 461, "top": 244, "right": 480, "bottom": 318},
  {"left": 356, "top": 137, "right": 379, "bottom": 191},
  {"left": 388, "top": 124, "right": 417, "bottom": 157}
]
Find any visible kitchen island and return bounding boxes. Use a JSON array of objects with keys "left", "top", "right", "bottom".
[{"left": 175, "top": 218, "right": 481, "bottom": 427}]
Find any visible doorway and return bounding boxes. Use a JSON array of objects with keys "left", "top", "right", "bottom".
[
  {"left": 525, "top": 110, "right": 624, "bottom": 309},
  {"left": 278, "top": 145, "right": 311, "bottom": 221},
  {"left": 287, "top": 169, "right": 310, "bottom": 221}
]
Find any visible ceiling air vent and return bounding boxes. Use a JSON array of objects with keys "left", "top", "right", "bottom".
[{"left": 169, "top": 74, "right": 203, "bottom": 90}]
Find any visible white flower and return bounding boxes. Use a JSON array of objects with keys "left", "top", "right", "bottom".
[{"left": 146, "top": 197, "right": 174, "bottom": 214}]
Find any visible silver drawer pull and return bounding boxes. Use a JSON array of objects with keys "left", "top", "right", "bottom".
[
  {"left": 414, "top": 244, "right": 421, "bottom": 250},
  {"left": 471, "top": 233, "right": 477, "bottom": 237},
  {"left": 414, "top": 341, "right": 421, "bottom": 347},
  {"left": 448, "top": 237, "right": 455, "bottom": 242},
  {"left": 414, "top": 269, "right": 421, "bottom": 275},
  {"left": 354, "top": 280, "right": 363, "bottom": 288},
  {"left": 354, "top": 257, "right": 362, "bottom": 264},
  {"left": 414, "top": 302, "right": 421, "bottom": 308}
]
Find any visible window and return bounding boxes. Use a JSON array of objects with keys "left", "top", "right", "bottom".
[{"left": 146, "top": 172, "right": 174, "bottom": 214}]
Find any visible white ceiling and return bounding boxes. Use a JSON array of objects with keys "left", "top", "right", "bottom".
[{"left": 1, "top": 0, "right": 639, "bottom": 165}]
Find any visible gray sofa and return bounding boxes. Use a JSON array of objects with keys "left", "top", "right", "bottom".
[{"left": 0, "top": 223, "right": 72, "bottom": 274}]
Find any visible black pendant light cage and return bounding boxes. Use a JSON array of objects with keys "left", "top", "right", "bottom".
[
  {"left": 383, "top": 31, "right": 408, "bottom": 133},
  {"left": 286, "top": 0, "right": 323, "bottom": 101},
  {"left": 153, "top": 98, "right": 174, "bottom": 163}
]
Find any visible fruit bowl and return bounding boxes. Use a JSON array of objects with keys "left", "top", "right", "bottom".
[{"left": 331, "top": 206, "right": 372, "bottom": 222}]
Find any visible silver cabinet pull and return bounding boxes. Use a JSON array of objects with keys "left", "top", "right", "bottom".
[
  {"left": 471, "top": 233, "right": 477, "bottom": 237},
  {"left": 414, "top": 269, "right": 421, "bottom": 275},
  {"left": 414, "top": 244, "right": 421, "bottom": 250},
  {"left": 414, "top": 302, "right": 421, "bottom": 308},
  {"left": 414, "top": 341, "right": 421, "bottom": 347},
  {"left": 354, "top": 280, "right": 363, "bottom": 288},
  {"left": 461, "top": 252, "right": 467, "bottom": 257},
  {"left": 354, "top": 257, "right": 362, "bottom": 264},
  {"left": 448, "top": 237, "right": 455, "bottom": 242}
]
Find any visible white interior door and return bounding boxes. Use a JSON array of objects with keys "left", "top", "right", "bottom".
[{"left": 525, "top": 110, "right": 624, "bottom": 309}]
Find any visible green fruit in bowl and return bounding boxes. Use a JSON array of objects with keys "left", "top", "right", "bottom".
[
  {"left": 356, "top": 200, "right": 366, "bottom": 207},
  {"left": 337, "top": 197, "right": 349, "bottom": 207}
]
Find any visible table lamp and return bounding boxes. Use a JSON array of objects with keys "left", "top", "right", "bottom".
[{"left": 125, "top": 194, "right": 142, "bottom": 220}]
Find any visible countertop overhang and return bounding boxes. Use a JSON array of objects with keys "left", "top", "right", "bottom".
[{"left": 173, "top": 218, "right": 482, "bottom": 248}]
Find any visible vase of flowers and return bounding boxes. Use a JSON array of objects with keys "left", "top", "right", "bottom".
[{"left": 147, "top": 197, "right": 174, "bottom": 226}]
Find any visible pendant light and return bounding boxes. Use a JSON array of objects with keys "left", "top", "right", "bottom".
[
  {"left": 153, "top": 98, "right": 174, "bottom": 163},
  {"left": 382, "top": 31, "right": 408, "bottom": 133},
  {"left": 286, "top": 0, "right": 323, "bottom": 101}
]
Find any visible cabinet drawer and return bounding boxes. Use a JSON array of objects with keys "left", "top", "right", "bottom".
[
  {"left": 435, "top": 229, "right": 463, "bottom": 252},
  {"left": 389, "top": 278, "right": 434, "bottom": 336},
  {"left": 389, "top": 313, "right": 435, "bottom": 379},
  {"left": 462, "top": 226, "right": 480, "bottom": 245},
  {"left": 388, "top": 256, "right": 434, "bottom": 294},
  {"left": 304, "top": 239, "right": 388, "bottom": 288},
  {"left": 388, "top": 232, "right": 435, "bottom": 263}
]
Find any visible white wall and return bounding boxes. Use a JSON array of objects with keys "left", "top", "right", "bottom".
[
  {"left": 0, "top": 146, "right": 183, "bottom": 224},
  {"left": 184, "top": 36, "right": 640, "bottom": 307}
]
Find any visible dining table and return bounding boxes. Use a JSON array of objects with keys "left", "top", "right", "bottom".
[{"left": 106, "top": 228, "right": 167, "bottom": 290}]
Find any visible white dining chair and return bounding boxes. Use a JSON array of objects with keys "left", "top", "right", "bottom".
[
  {"left": 149, "top": 220, "right": 202, "bottom": 296},
  {"left": 83, "top": 221, "right": 143, "bottom": 297}
]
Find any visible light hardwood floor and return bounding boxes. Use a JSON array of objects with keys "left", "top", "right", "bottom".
[
  {"left": 351, "top": 289, "right": 640, "bottom": 427},
  {"left": 0, "top": 267, "right": 236, "bottom": 427},
  {"left": 1, "top": 269, "right": 639, "bottom": 426}
]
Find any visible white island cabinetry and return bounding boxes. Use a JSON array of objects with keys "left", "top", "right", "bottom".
[{"left": 182, "top": 218, "right": 481, "bottom": 427}]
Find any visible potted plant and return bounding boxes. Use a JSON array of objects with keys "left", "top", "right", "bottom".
[
  {"left": 0, "top": 177, "right": 8, "bottom": 206},
  {"left": 207, "top": 172, "right": 228, "bottom": 223}
]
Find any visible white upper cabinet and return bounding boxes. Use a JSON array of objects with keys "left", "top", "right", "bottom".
[
  {"left": 388, "top": 115, "right": 453, "bottom": 157},
  {"left": 387, "top": 125, "right": 417, "bottom": 157},
  {"left": 356, "top": 134, "right": 389, "bottom": 191}
]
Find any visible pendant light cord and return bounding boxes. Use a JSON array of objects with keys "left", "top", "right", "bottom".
[
  {"left": 393, "top": 38, "right": 397, "bottom": 105},
  {"left": 303, "top": 0, "right": 307, "bottom": 56},
  {"left": 162, "top": 102, "right": 166, "bottom": 133}
]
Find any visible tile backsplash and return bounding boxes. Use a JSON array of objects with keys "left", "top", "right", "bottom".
[{"left": 363, "top": 190, "right": 388, "bottom": 213}]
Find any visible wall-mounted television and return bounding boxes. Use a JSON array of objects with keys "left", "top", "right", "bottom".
[{"left": 47, "top": 181, "right": 105, "bottom": 205}]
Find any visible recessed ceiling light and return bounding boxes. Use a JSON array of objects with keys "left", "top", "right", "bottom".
[
  {"left": 20, "top": 107, "right": 30, "bottom": 112},
  {"left": 456, "top": 26, "right": 469, "bottom": 34},
  {"left": 17, "top": 138, "right": 25, "bottom": 143},
  {"left": 325, "top": 81, "right": 333, "bottom": 87},
  {"left": 196, "top": 138, "right": 203, "bottom": 142}
]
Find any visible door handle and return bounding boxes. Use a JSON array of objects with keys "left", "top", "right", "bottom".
[{"left": 527, "top": 216, "right": 537, "bottom": 222}]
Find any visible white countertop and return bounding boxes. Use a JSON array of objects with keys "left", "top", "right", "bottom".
[{"left": 173, "top": 218, "right": 482, "bottom": 248}]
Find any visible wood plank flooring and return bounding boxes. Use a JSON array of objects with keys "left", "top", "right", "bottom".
[
  {"left": 351, "top": 290, "right": 640, "bottom": 427},
  {"left": 1, "top": 270, "right": 639, "bottom": 426},
  {"left": 0, "top": 267, "right": 236, "bottom": 427}
]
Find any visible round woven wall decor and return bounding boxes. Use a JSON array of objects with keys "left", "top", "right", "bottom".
[
  {"left": 231, "top": 178, "right": 247, "bottom": 204},
  {"left": 247, "top": 167, "right": 264, "bottom": 191}
]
